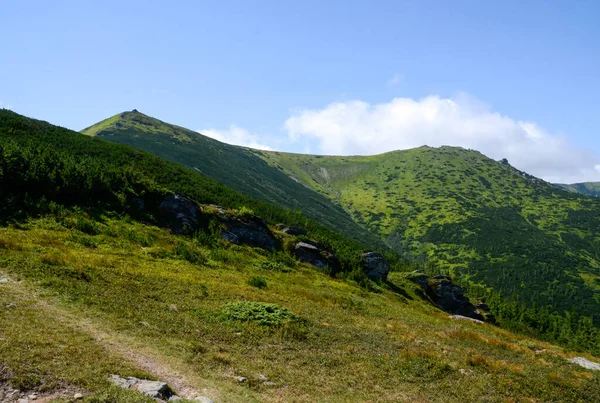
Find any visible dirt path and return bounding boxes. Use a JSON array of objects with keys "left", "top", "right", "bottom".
[{"left": 1, "top": 273, "right": 219, "bottom": 401}]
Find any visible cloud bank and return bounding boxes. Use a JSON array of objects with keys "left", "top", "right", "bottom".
[
  {"left": 284, "top": 95, "right": 600, "bottom": 183},
  {"left": 199, "top": 125, "right": 273, "bottom": 151}
]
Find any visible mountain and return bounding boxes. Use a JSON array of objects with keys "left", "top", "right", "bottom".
[
  {"left": 82, "top": 111, "right": 600, "bottom": 324},
  {"left": 7, "top": 110, "right": 600, "bottom": 402},
  {"left": 555, "top": 182, "right": 600, "bottom": 197},
  {"left": 81, "top": 110, "right": 384, "bottom": 250},
  {"left": 258, "top": 147, "right": 600, "bottom": 320}
]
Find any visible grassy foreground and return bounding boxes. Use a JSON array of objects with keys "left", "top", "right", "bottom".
[{"left": 1, "top": 214, "right": 600, "bottom": 402}]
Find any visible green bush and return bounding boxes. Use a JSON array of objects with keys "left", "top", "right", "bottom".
[
  {"left": 259, "top": 259, "right": 293, "bottom": 273},
  {"left": 221, "top": 301, "right": 297, "bottom": 326},
  {"left": 174, "top": 241, "right": 207, "bottom": 265},
  {"left": 247, "top": 276, "right": 267, "bottom": 289}
]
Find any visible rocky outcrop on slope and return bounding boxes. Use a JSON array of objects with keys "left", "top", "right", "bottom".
[
  {"left": 294, "top": 241, "right": 341, "bottom": 274},
  {"left": 218, "top": 214, "right": 278, "bottom": 251},
  {"left": 361, "top": 251, "right": 390, "bottom": 280},
  {"left": 407, "top": 273, "right": 488, "bottom": 322}
]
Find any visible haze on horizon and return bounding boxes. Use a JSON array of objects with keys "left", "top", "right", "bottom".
[{"left": 2, "top": 0, "right": 599, "bottom": 183}]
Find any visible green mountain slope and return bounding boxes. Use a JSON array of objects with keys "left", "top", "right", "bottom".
[
  {"left": 556, "top": 182, "right": 600, "bottom": 197},
  {"left": 3, "top": 109, "right": 600, "bottom": 402},
  {"left": 258, "top": 147, "right": 600, "bottom": 320},
  {"left": 81, "top": 110, "right": 383, "bottom": 249}
]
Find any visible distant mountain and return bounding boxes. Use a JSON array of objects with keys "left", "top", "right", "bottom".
[
  {"left": 258, "top": 147, "right": 600, "bottom": 320},
  {"left": 82, "top": 110, "right": 384, "bottom": 249},
  {"left": 555, "top": 182, "right": 600, "bottom": 197}
]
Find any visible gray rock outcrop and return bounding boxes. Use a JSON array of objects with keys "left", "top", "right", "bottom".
[
  {"left": 361, "top": 252, "right": 390, "bottom": 280},
  {"left": 219, "top": 215, "right": 278, "bottom": 251},
  {"left": 407, "top": 273, "right": 486, "bottom": 322},
  {"left": 159, "top": 194, "right": 200, "bottom": 234},
  {"left": 294, "top": 241, "right": 341, "bottom": 274}
]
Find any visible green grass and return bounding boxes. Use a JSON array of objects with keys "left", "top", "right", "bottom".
[{"left": 1, "top": 214, "right": 600, "bottom": 402}]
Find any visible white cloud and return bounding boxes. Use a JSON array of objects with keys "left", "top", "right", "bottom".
[
  {"left": 387, "top": 73, "right": 403, "bottom": 86},
  {"left": 284, "top": 94, "right": 600, "bottom": 183},
  {"left": 199, "top": 125, "right": 273, "bottom": 151}
]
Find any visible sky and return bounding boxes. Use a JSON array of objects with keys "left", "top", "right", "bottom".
[{"left": 2, "top": 0, "right": 600, "bottom": 183}]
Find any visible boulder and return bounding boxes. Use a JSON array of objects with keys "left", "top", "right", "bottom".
[
  {"left": 294, "top": 242, "right": 341, "bottom": 274},
  {"left": 406, "top": 273, "right": 485, "bottom": 322},
  {"left": 361, "top": 252, "right": 390, "bottom": 280},
  {"left": 428, "top": 277, "right": 484, "bottom": 321},
  {"left": 159, "top": 194, "right": 200, "bottom": 234},
  {"left": 407, "top": 271, "right": 429, "bottom": 290},
  {"left": 219, "top": 215, "right": 278, "bottom": 251},
  {"left": 135, "top": 380, "right": 173, "bottom": 399},
  {"left": 109, "top": 375, "right": 175, "bottom": 400}
]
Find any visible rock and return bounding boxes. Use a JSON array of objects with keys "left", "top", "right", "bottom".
[
  {"left": 219, "top": 214, "right": 278, "bottom": 251},
  {"left": 361, "top": 252, "right": 390, "bottom": 280},
  {"left": 109, "top": 374, "right": 135, "bottom": 389},
  {"left": 109, "top": 375, "right": 174, "bottom": 400},
  {"left": 428, "top": 277, "right": 484, "bottom": 321},
  {"left": 475, "top": 303, "right": 490, "bottom": 312},
  {"left": 0, "top": 278, "right": 8, "bottom": 284},
  {"left": 569, "top": 357, "right": 600, "bottom": 371},
  {"left": 135, "top": 380, "right": 173, "bottom": 399},
  {"left": 294, "top": 242, "right": 341, "bottom": 274},
  {"left": 28, "top": 394, "right": 37, "bottom": 400},
  {"left": 73, "top": 393, "right": 84, "bottom": 400},
  {"left": 274, "top": 224, "right": 307, "bottom": 236},
  {"left": 17, "top": 399, "right": 28, "bottom": 403},
  {"left": 449, "top": 315, "right": 484, "bottom": 324},
  {"left": 235, "top": 376, "right": 247, "bottom": 383},
  {"left": 7, "top": 303, "right": 16, "bottom": 308},
  {"left": 482, "top": 313, "right": 497, "bottom": 325},
  {"left": 195, "top": 397, "right": 215, "bottom": 403},
  {"left": 131, "top": 197, "right": 145, "bottom": 211},
  {"left": 258, "top": 374, "right": 268, "bottom": 381},
  {"left": 159, "top": 194, "right": 200, "bottom": 234},
  {"left": 407, "top": 272, "right": 429, "bottom": 290},
  {"left": 263, "top": 381, "right": 277, "bottom": 386},
  {"left": 169, "top": 396, "right": 183, "bottom": 402}
]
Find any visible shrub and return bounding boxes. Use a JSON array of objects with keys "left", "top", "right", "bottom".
[
  {"left": 247, "top": 276, "right": 267, "bottom": 289},
  {"left": 259, "top": 260, "right": 293, "bottom": 273},
  {"left": 221, "top": 301, "right": 297, "bottom": 327},
  {"left": 174, "top": 241, "right": 207, "bottom": 265}
]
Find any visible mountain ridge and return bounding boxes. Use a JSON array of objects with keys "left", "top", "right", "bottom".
[{"left": 82, "top": 110, "right": 385, "bottom": 250}]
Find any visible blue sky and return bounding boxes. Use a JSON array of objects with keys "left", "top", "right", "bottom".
[{"left": 2, "top": 0, "right": 599, "bottom": 182}]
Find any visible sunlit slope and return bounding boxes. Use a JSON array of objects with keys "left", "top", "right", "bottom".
[{"left": 259, "top": 146, "right": 600, "bottom": 319}]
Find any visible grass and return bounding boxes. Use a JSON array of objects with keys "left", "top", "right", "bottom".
[{"left": 1, "top": 214, "right": 600, "bottom": 402}]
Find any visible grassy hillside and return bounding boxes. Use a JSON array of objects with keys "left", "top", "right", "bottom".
[
  {"left": 258, "top": 147, "right": 600, "bottom": 323},
  {"left": 81, "top": 110, "right": 382, "bottom": 249},
  {"left": 1, "top": 193, "right": 599, "bottom": 402},
  {"left": 556, "top": 182, "right": 600, "bottom": 197},
  {"left": 4, "top": 109, "right": 600, "bottom": 401}
]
